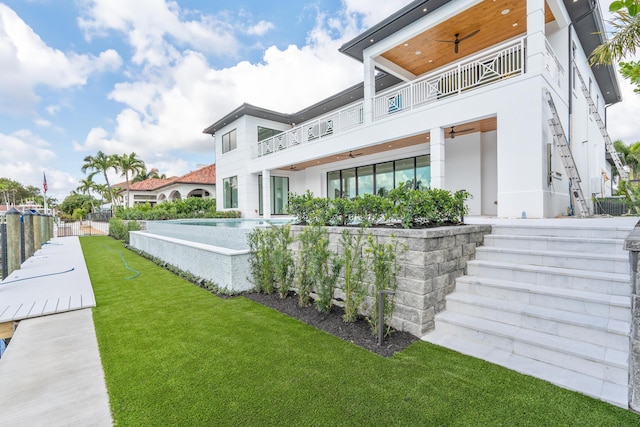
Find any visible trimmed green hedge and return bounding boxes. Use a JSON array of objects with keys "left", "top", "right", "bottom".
[
  {"left": 115, "top": 198, "right": 240, "bottom": 220},
  {"left": 288, "top": 186, "right": 470, "bottom": 228}
]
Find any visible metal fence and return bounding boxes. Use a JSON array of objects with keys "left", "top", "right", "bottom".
[
  {"left": 57, "top": 220, "right": 109, "bottom": 237},
  {"left": 593, "top": 197, "right": 629, "bottom": 216}
]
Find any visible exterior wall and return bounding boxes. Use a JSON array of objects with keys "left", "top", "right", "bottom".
[
  {"left": 211, "top": 0, "right": 614, "bottom": 219},
  {"left": 145, "top": 220, "right": 252, "bottom": 250},
  {"left": 290, "top": 224, "right": 492, "bottom": 337}
]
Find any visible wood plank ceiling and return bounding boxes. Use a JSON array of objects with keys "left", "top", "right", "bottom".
[{"left": 381, "top": 0, "right": 555, "bottom": 76}]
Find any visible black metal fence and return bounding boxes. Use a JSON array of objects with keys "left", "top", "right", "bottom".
[
  {"left": 593, "top": 197, "right": 629, "bottom": 216},
  {"left": 57, "top": 220, "right": 109, "bottom": 237}
]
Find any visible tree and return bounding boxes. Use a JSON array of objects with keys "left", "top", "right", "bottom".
[
  {"left": 114, "top": 152, "right": 146, "bottom": 207},
  {"left": 0, "top": 178, "right": 41, "bottom": 205},
  {"left": 591, "top": 2, "right": 640, "bottom": 92},
  {"left": 614, "top": 139, "right": 640, "bottom": 179},
  {"left": 81, "top": 151, "right": 118, "bottom": 207},
  {"left": 132, "top": 167, "right": 167, "bottom": 183},
  {"left": 59, "top": 193, "right": 97, "bottom": 217},
  {"left": 77, "top": 176, "right": 98, "bottom": 213}
]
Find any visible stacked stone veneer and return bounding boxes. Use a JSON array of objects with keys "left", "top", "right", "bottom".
[
  {"left": 624, "top": 229, "right": 640, "bottom": 411},
  {"left": 290, "top": 224, "right": 491, "bottom": 337}
]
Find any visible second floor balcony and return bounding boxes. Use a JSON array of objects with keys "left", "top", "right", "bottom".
[{"left": 257, "top": 37, "right": 563, "bottom": 159}]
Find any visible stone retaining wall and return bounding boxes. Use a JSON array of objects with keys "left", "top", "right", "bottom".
[{"left": 290, "top": 224, "right": 491, "bottom": 337}]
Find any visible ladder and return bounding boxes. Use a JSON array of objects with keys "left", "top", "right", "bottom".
[
  {"left": 573, "top": 63, "right": 628, "bottom": 180},
  {"left": 544, "top": 88, "right": 590, "bottom": 217}
]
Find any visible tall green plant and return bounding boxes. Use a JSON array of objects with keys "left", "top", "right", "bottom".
[
  {"left": 247, "top": 228, "right": 275, "bottom": 294},
  {"left": 295, "top": 226, "right": 317, "bottom": 306},
  {"left": 340, "top": 229, "right": 368, "bottom": 322},
  {"left": 272, "top": 225, "right": 295, "bottom": 298},
  {"left": 365, "top": 234, "right": 403, "bottom": 336},
  {"left": 308, "top": 227, "right": 343, "bottom": 313}
]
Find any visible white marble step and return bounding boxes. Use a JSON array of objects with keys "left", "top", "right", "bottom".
[
  {"left": 488, "top": 224, "right": 634, "bottom": 240},
  {"left": 455, "top": 276, "right": 630, "bottom": 321},
  {"left": 445, "top": 292, "right": 629, "bottom": 351},
  {"left": 432, "top": 311, "right": 628, "bottom": 386},
  {"left": 483, "top": 234, "right": 624, "bottom": 254},
  {"left": 422, "top": 330, "right": 628, "bottom": 408},
  {"left": 475, "top": 246, "right": 628, "bottom": 274},
  {"left": 466, "top": 260, "right": 630, "bottom": 296}
]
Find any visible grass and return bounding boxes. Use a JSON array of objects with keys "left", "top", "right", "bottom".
[{"left": 81, "top": 236, "right": 640, "bottom": 426}]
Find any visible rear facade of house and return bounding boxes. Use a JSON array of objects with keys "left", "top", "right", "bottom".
[{"left": 204, "top": 0, "right": 621, "bottom": 219}]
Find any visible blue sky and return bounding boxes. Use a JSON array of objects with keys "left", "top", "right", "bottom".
[{"left": 0, "top": 0, "right": 638, "bottom": 202}]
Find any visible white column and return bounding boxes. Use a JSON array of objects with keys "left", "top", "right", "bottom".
[
  {"left": 430, "top": 127, "right": 445, "bottom": 189},
  {"left": 526, "top": 0, "right": 546, "bottom": 75},
  {"left": 363, "top": 56, "right": 376, "bottom": 124},
  {"left": 262, "top": 169, "right": 271, "bottom": 218}
]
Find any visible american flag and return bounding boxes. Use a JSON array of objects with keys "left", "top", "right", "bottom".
[{"left": 43, "top": 171, "right": 48, "bottom": 194}]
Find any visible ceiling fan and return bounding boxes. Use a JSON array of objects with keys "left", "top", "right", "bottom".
[
  {"left": 448, "top": 126, "right": 474, "bottom": 139},
  {"left": 347, "top": 151, "right": 363, "bottom": 158},
  {"left": 436, "top": 30, "right": 480, "bottom": 54}
]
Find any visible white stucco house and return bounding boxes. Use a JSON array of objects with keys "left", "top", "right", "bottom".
[
  {"left": 203, "top": 0, "right": 622, "bottom": 219},
  {"left": 116, "top": 164, "right": 216, "bottom": 208}
]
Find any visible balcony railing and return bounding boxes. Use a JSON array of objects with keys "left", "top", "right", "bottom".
[
  {"left": 257, "top": 38, "right": 526, "bottom": 158},
  {"left": 544, "top": 39, "right": 564, "bottom": 87},
  {"left": 257, "top": 102, "right": 364, "bottom": 157},
  {"left": 374, "top": 38, "right": 525, "bottom": 120}
]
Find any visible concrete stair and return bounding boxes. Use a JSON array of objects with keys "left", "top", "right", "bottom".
[{"left": 422, "top": 221, "right": 633, "bottom": 408}]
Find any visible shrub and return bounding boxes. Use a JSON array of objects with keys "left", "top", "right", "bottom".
[
  {"left": 114, "top": 198, "right": 239, "bottom": 221},
  {"left": 302, "top": 226, "right": 343, "bottom": 313},
  {"left": 354, "top": 194, "right": 391, "bottom": 227},
  {"left": 365, "top": 234, "right": 404, "bottom": 336},
  {"left": 109, "top": 218, "right": 140, "bottom": 243},
  {"left": 340, "top": 229, "right": 368, "bottom": 322},
  {"left": 247, "top": 228, "right": 275, "bottom": 294},
  {"left": 295, "top": 226, "right": 317, "bottom": 306},
  {"left": 328, "top": 197, "right": 356, "bottom": 226},
  {"left": 272, "top": 225, "right": 295, "bottom": 298}
]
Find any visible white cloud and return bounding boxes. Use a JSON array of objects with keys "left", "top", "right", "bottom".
[
  {"left": 246, "top": 20, "right": 275, "bottom": 36},
  {"left": 343, "top": 0, "right": 413, "bottom": 28},
  {"left": 0, "top": 130, "right": 76, "bottom": 198},
  {"left": 0, "top": 4, "right": 122, "bottom": 115},
  {"left": 34, "top": 118, "right": 52, "bottom": 127},
  {"left": 77, "top": 0, "right": 238, "bottom": 67}
]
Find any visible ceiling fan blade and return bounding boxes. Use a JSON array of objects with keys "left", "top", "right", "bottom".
[
  {"left": 458, "top": 29, "right": 480, "bottom": 42},
  {"left": 435, "top": 39, "right": 456, "bottom": 43},
  {"left": 454, "top": 43, "right": 459, "bottom": 54},
  {"left": 457, "top": 127, "right": 475, "bottom": 133}
]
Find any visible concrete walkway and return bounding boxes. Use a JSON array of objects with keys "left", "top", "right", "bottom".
[
  {"left": 0, "top": 236, "right": 112, "bottom": 426},
  {"left": 0, "top": 309, "right": 112, "bottom": 426}
]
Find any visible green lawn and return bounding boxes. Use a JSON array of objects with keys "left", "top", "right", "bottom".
[{"left": 81, "top": 236, "right": 639, "bottom": 426}]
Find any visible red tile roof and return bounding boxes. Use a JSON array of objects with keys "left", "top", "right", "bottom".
[
  {"left": 129, "top": 178, "right": 175, "bottom": 191},
  {"left": 172, "top": 164, "right": 216, "bottom": 185}
]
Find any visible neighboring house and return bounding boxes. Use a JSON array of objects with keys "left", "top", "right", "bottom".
[
  {"left": 116, "top": 164, "right": 216, "bottom": 208},
  {"left": 203, "top": 0, "right": 622, "bottom": 219}
]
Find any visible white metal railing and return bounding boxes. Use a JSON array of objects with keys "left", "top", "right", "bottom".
[
  {"left": 257, "top": 102, "right": 364, "bottom": 157},
  {"left": 374, "top": 38, "right": 525, "bottom": 120},
  {"left": 544, "top": 39, "right": 564, "bottom": 87}
]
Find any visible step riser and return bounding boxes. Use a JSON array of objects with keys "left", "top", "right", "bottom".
[
  {"left": 454, "top": 280, "right": 630, "bottom": 322},
  {"left": 488, "top": 226, "right": 632, "bottom": 240},
  {"left": 483, "top": 236, "right": 624, "bottom": 254},
  {"left": 434, "top": 320, "right": 627, "bottom": 384},
  {"left": 475, "top": 250, "right": 628, "bottom": 274},
  {"left": 446, "top": 299, "right": 629, "bottom": 352},
  {"left": 466, "top": 263, "right": 629, "bottom": 296}
]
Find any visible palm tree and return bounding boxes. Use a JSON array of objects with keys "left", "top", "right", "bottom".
[
  {"left": 590, "top": 10, "right": 640, "bottom": 65},
  {"left": 115, "top": 152, "right": 146, "bottom": 207},
  {"left": 81, "top": 151, "right": 119, "bottom": 207},
  {"left": 132, "top": 166, "right": 167, "bottom": 183},
  {"left": 77, "top": 176, "right": 97, "bottom": 213}
]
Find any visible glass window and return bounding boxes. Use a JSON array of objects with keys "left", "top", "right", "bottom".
[
  {"left": 394, "top": 158, "right": 415, "bottom": 189},
  {"left": 415, "top": 155, "right": 430, "bottom": 190},
  {"left": 357, "top": 165, "right": 374, "bottom": 195},
  {"left": 328, "top": 171, "right": 341, "bottom": 200},
  {"left": 223, "top": 176, "right": 238, "bottom": 209},
  {"left": 222, "top": 129, "right": 237, "bottom": 154},
  {"left": 258, "top": 126, "right": 282, "bottom": 142},
  {"left": 258, "top": 175, "right": 289, "bottom": 215},
  {"left": 375, "top": 162, "right": 394, "bottom": 197},
  {"left": 341, "top": 168, "right": 356, "bottom": 199}
]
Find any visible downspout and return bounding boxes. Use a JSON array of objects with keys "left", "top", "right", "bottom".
[{"left": 566, "top": 0, "right": 598, "bottom": 215}]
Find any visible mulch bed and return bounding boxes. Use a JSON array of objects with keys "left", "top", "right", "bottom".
[{"left": 243, "top": 291, "right": 419, "bottom": 357}]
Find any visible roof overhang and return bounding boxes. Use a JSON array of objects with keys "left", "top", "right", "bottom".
[{"left": 202, "top": 103, "right": 291, "bottom": 135}]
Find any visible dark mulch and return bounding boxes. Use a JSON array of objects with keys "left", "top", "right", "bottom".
[{"left": 243, "top": 291, "right": 419, "bottom": 357}]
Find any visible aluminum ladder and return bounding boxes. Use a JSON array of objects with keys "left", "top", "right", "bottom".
[
  {"left": 544, "top": 88, "right": 590, "bottom": 217},
  {"left": 573, "top": 63, "right": 628, "bottom": 180}
]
